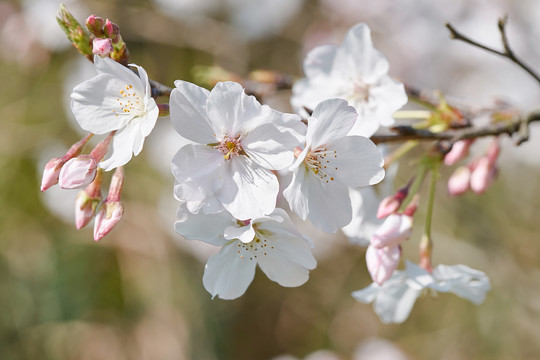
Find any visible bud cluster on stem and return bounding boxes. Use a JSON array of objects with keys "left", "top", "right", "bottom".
[
  {"left": 85, "top": 14, "right": 128, "bottom": 63},
  {"left": 447, "top": 138, "right": 500, "bottom": 195},
  {"left": 40, "top": 133, "right": 93, "bottom": 191},
  {"left": 94, "top": 167, "right": 125, "bottom": 241},
  {"left": 58, "top": 132, "right": 114, "bottom": 190}
]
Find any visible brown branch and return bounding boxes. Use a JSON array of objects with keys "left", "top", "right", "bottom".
[
  {"left": 446, "top": 19, "right": 540, "bottom": 85},
  {"left": 372, "top": 112, "right": 540, "bottom": 145}
]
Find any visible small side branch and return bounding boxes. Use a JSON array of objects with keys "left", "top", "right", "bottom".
[
  {"left": 446, "top": 18, "right": 540, "bottom": 85},
  {"left": 372, "top": 112, "right": 540, "bottom": 145}
]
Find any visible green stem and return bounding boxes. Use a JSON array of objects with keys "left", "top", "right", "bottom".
[
  {"left": 423, "top": 163, "right": 439, "bottom": 239},
  {"left": 401, "top": 163, "right": 428, "bottom": 210},
  {"left": 384, "top": 140, "right": 419, "bottom": 169}
]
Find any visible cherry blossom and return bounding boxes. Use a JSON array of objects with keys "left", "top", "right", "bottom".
[
  {"left": 291, "top": 23, "right": 408, "bottom": 137},
  {"left": 170, "top": 80, "right": 304, "bottom": 220},
  {"left": 352, "top": 261, "right": 491, "bottom": 324},
  {"left": 70, "top": 56, "right": 159, "bottom": 171},
  {"left": 174, "top": 206, "right": 317, "bottom": 300},
  {"left": 283, "top": 98, "right": 385, "bottom": 233}
]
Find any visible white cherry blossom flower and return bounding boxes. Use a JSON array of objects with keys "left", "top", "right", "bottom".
[
  {"left": 291, "top": 23, "right": 408, "bottom": 137},
  {"left": 283, "top": 98, "right": 385, "bottom": 233},
  {"left": 174, "top": 206, "right": 316, "bottom": 300},
  {"left": 352, "top": 260, "right": 491, "bottom": 324},
  {"left": 170, "top": 80, "right": 304, "bottom": 220},
  {"left": 71, "top": 56, "right": 159, "bottom": 171}
]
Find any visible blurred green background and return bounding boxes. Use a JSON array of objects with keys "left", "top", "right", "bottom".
[{"left": 1, "top": 0, "right": 540, "bottom": 359}]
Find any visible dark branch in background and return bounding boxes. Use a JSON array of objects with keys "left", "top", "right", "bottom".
[
  {"left": 446, "top": 17, "right": 540, "bottom": 85},
  {"left": 371, "top": 112, "right": 540, "bottom": 146}
]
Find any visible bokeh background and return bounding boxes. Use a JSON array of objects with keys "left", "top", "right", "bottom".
[{"left": 1, "top": 0, "right": 540, "bottom": 359}]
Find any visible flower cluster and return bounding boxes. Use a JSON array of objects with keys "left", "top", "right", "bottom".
[{"left": 43, "top": 9, "right": 496, "bottom": 324}]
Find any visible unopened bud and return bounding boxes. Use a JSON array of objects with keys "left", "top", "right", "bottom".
[
  {"left": 93, "top": 201, "right": 123, "bottom": 241},
  {"left": 57, "top": 4, "right": 92, "bottom": 58},
  {"left": 419, "top": 234, "right": 433, "bottom": 273},
  {"left": 41, "top": 157, "right": 64, "bottom": 191},
  {"left": 366, "top": 245, "right": 401, "bottom": 285},
  {"left": 370, "top": 214, "right": 413, "bottom": 249},
  {"left": 470, "top": 157, "right": 497, "bottom": 194},
  {"left": 448, "top": 166, "right": 471, "bottom": 196},
  {"left": 444, "top": 139, "right": 473, "bottom": 166},
  {"left": 59, "top": 155, "right": 98, "bottom": 189},
  {"left": 92, "top": 37, "right": 113, "bottom": 57},
  {"left": 103, "top": 19, "right": 120, "bottom": 42},
  {"left": 75, "top": 169, "right": 103, "bottom": 229},
  {"left": 85, "top": 15, "right": 104, "bottom": 37},
  {"left": 377, "top": 186, "right": 408, "bottom": 219},
  {"left": 486, "top": 138, "right": 500, "bottom": 165}
]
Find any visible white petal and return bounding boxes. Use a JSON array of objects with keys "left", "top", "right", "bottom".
[
  {"left": 283, "top": 166, "right": 310, "bottom": 220},
  {"left": 174, "top": 205, "right": 231, "bottom": 246},
  {"left": 257, "top": 234, "right": 316, "bottom": 287},
  {"left": 207, "top": 81, "right": 262, "bottom": 136},
  {"left": 71, "top": 74, "right": 133, "bottom": 134},
  {"left": 308, "top": 99, "right": 357, "bottom": 148},
  {"left": 370, "top": 76, "right": 408, "bottom": 127},
  {"left": 324, "top": 136, "right": 385, "bottom": 187},
  {"left": 218, "top": 156, "right": 279, "bottom": 220},
  {"left": 243, "top": 122, "right": 298, "bottom": 170},
  {"left": 373, "top": 279, "right": 420, "bottom": 324},
  {"left": 203, "top": 241, "right": 257, "bottom": 300},
  {"left": 291, "top": 77, "right": 338, "bottom": 116},
  {"left": 170, "top": 80, "right": 216, "bottom": 144},
  {"left": 224, "top": 223, "right": 255, "bottom": 244},
  {"left": 336, "top": 23, "right": 389, "bottom": 82},
  {"left": 432, "top": 264, "right": 491, "bottom": 304},
  {"left": 140, "top": 98, "right": 159, "bottom": 137},
  {"left": 347, "top": 112, "right": 382, "bottom": 138},
  {"left": 351, "top": 283, "right": 380, "bottom": 304},
  {"left": 94, "top": 56, "right": 145, "bottom": 92},
  {"left": 303, "top": 44, "right": 338, "bottom": 78},
  {"left": 171, "top": 144, "right": 225, "bottom": 202},
  {"left": 99, "top": 121, "right": 140, "bottom": 171},
  {"left": 303, "top": 170, "right": 353, "bottom": 233},
  {"left": 342, "top": 187, "right": 383, "bottom": 246}
]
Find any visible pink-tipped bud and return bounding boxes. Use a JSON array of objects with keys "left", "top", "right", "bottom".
[
  {"left": 370, "top": 214, "right": 413, "bottom": 249},
  {"left": 75, "top": 169, "right": 103, "bottom": 229},
  {"left": 377, "top": 187, "right": 408, "bottom": 219},
  {"left": 366, "top": 245, "right": 401, "bottom": 285},
  {"left": 103, "top": 19, "right": 120, "bottom": 42},
  {"left": 58, "top": 155, "right": 98, "bottom": 189},
  {"left": 93, "top": 167, "right": 125, "bottom": 240},
  {"left": 93, "top": 201, "right": 123, "bottom": 241},
  {"left": 448, "top": 166, "right": 471, "bottom": 196},
  {"left": 419, "top": 234, "right": 433, "bottom": 273},
  {"left": 86, "top": 15, "right": 105, "bottom": 37},
  {"left": 41, "top": 157, "right": 64, "bottom": 191},
  {"left": 470, "top": 157, "right": 497, "bottom": 194},
  {"left": 92, "top": 38, "right": 113, "bottom": 57},
  {"left": 444, "top": 139, "right": 473, "bottom": 166}
]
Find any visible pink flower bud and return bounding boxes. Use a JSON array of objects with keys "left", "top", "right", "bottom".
[
  {"left": 366, "top": 245, "right": 401, "bottom": 285},
  {"left": 486, "top": 138, "right": 500, "bottom": 164},
  {"left": 93, "top": 167, "right": 125, "bottom": 241},
  {"left": 371, "top": 214, "right": 413, "bottom": 249},
  {"left": 444, "top": 139, "right": 473, "bottom": 166},
  {"left": 58, "top": 155, "right": 98, "bottom": 189},
  {"left": 447, "top": 166, "right": 471, "bottom": 196},
  {"left": 93, "top": 201, "right": 123, "bottom": 241},
  {"left": 41, "top": 157, "right": 64, "bottom": 191},
  {"left": 92, "top": 38, "right": 113, "bottom": 57},
  {"left": 470, "top": 157, "right": 497, "bottom": 194},
  {"left": 85, "top": 15, "right": 104, "bottom": 37},
  {"left": 103, "top": 19, "right": 120, "bottom": 42},
  {"left": 75, "top": 169, "right": 103, "bottom": 229},
  {"left": 377, "top": 186, "right": 408, "bottom": 219}
]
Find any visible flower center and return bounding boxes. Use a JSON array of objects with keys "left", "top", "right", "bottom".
[
  {"left": 216, "top": 134, "right": 243, "bottom": 160},
  {"left": 235, "top": 230, "right": 275, "bottom": 261},
  {"left": 305, "top": 146, "right": 338, "bottom": 183},
  {"left": 352, "top": 80, "right": 371, "bottom": 102},
  {"left": 114, "top": 84, "right": 146, "bottom": 117}
]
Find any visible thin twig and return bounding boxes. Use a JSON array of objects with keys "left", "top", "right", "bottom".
[
  {"left": 371, "top": 112, "right": 540, "bottom": 145},
  {"left": 446, "top": 19, "right": 540, "bottom": 84}
]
